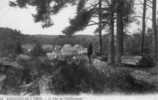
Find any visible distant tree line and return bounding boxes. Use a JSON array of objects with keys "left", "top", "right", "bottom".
[{"left": 0, "top": 27, "right": 155, "bottom": 61}]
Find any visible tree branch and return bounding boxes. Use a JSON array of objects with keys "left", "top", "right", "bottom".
[
  {"left": 88, "top": 21, "right": 108, "bottom": 26},
  {"left": 133, "top": 15, "right": 152, "bottom": 21},
  {"left": 134, "top": 3, "right": 152, "bottom": 8}
]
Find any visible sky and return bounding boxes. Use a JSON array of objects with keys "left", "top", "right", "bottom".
[{"left": 0, "top": 0, "right": 154, "bottom": 35}]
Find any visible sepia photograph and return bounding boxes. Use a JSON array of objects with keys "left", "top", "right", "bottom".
[{"left": 0, "top": 0, "right": 158, "bottom": 99}]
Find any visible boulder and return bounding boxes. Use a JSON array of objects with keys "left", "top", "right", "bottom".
[
  {"left": 0, "top": 74, "right": 6, "bottom": 90},
  {"left": 38, "top": 75, "right": 52, "bottom": 94},
  {"left": 42, "top": 44, "right": 53, "bottom": 52},
  {"left": 93, "top": 59, "right": 108, "bottom": 72},
  {"left": 0, "top": 58, "right": 23, "bottom": 69},
  {"left": 73, "top": 44, "right": 82, "bottom": 50},
  {"left": 54, "top": 45, "right": 61, "bottom": 51},
  {"left": 130, "top": 70, "right": 151, "bottom": 83},
  {"left": 121, "top": 56, "right": 142, "bottom": 66},
  {"left": 61, "top": 44, "right": 77, "bottom": 56},
  {"left": 46, "top": 52, "right": 58, "bottom": 60},
  {"left": 79, "top": 48, "right": 87, "bottom": 55},
  {"left": 16, "top": 54, "right": 32, "bottom": 61},
  {"left": 130, "top": 70, "right": 158, "bottom": 85}
]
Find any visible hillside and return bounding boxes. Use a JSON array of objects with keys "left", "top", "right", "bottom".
[
  {"left": 0, "top": 27, "right": 108, "bottom": 54},
  {"left": 0, "top": 27, "right": 151, "bottom": 56},
  {"left": 24, "top": 34, "right": 98, "bottom": 45},
  {"left": 23, "top": 34, "right": 110, "bottom": 55},
  {"left": 0, "top": 27, "right": 23, "bottom": 56}
]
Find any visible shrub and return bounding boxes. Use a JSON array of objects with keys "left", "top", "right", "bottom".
[
  {"left": 139, "top": 55, "right": 155, "bottom": 68},
  {"left": 50, "top": 57, "right": 107, "bottom": 94},
  {"left": 14, "top": 42, "right": 23, "bottom": 55},
  {"left": 49, "top": 56, "right": 157, "bottom": 94},
  {"left": 30, "top": 43, "right": 45, "bottom": 57}
]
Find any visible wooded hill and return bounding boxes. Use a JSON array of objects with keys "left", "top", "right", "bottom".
[{"left": 0, "top": 27, "right": 153, "bottom": 57}]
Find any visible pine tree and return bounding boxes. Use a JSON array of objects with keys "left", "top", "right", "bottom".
[
  {"left": 152, "top": 0, "right": 157, "bottom": 61},
  {"left": 141, "top": 0, "right": 147, "bottom": 56}
]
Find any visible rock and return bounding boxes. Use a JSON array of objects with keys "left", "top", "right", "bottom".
[
  {"left": 0, "top": 58, "right": 23, "bottom": 69},
  {"left": 73, "top": 45, "right": 87, "bottom": 55},
  {"left": 54, "top": 45, "right": 61, "bottom": 51},
  {"left": 93, "top": 59, "right": 108, "bottom": 71},
  {"left": 0, "top": 74, "right": 6, "bottom": 82},
  {"left": 39, "top": 75, "right": 52, "bottom": 94},
  {"left": 130, "top": 70, "right": 152, "bottom": 84},
  {"left": 93, "top": 59, "right": 107, "bottom": 67},
  {"left": 22, "top": 44, "right": 35, "bottom": 53},
  {"left": 0, "top": 74, "right": 6, "bottom": 91},
  {"left": 73, "top": 44, "right": 82, "bottom": 51},
  {"left": 16, "top": 54, "right": 32, "bottom": 61},
  {"left": 121, "top": 56, "right": 142, "bottom": 66},
  {"left": 46, "top": 52, "right": 58, "bottom": 60},
  {"left": 61, "top": 44, "right": 77, "bottom": 56},
  {"left": 130, "top": 70, "right": 158, "bottom": 86},
  {"left": 79, "top": 48, "right": 87, "bottom": 55},
  {"left": 42, "top": 44, "right": 53, "bottom": 52}
]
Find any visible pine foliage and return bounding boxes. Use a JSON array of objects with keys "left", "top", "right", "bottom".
[{"left": 63, "top": 9, "right": 93, "bottom": 36}]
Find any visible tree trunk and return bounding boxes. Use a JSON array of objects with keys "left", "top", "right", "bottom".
[
  {"left": 98, "top": 0, "right": 103, "bottom": 55},
  {"left": 141, "top": 0, "right": 147, "bottom": 56},
  {"left": 152, "top": 0, "right": 157, "bottom": 61},
  {"left": 108, "top": 11, "right": 115, "bottom": 64},
  {"left": 116, "top": 9, "right": 124, "bottom": 64}
]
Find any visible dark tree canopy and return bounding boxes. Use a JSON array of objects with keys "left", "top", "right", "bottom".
[
  {"left": 63, "top": 9, "right": 93, "bottom": 36},
  {"left": 10, "top": 0, "right": 77, "bottom": 28},
  {"left": 64, "top": 0, "right": 134, "bottom": 35},
  {"left": 10, "top": 0, "right": 134, "bottom": 36}
]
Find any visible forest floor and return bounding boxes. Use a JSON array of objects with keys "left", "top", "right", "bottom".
[{"left": 92, "top": 57, "right": 158, "bottom": 94}]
